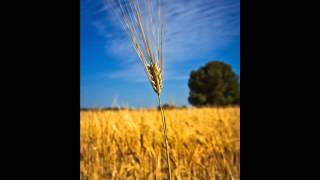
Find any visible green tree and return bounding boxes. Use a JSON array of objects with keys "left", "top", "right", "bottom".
[{"left": 188, "top": 61, "right": 240, "bottom": 106}]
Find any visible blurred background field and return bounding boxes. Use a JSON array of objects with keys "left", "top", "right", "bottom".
[{"left": 80, "top": 107, "right": 240, "bottom": 180}]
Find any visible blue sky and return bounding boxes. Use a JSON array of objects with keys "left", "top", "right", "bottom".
[{"left": 80, "top": 0, "right": 240, "bottom": 108}]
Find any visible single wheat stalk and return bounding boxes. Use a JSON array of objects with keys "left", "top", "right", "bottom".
[{"left": 109, "top": 0, "right": 172, "bottom": 179}]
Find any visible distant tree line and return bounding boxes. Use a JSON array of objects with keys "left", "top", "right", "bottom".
[{"left": 80, "top": 104, "right": 188, "bottom": 111}]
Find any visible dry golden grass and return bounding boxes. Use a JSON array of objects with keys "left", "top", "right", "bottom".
[{"left": 80, "top": 107, "right": 240, "bottom": 180}]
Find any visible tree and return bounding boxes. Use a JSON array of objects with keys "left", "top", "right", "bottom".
[{"left": 188, "top": 61, "right": 240, "bottom": 106}]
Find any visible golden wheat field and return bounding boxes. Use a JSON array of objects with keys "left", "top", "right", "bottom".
[{"left": 80, "top": 107, "right": 240, "bottom": 180}]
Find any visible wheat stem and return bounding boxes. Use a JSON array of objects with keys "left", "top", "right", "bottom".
[{"left": 157, "top": 95, "right": 172, "bottom": 180}]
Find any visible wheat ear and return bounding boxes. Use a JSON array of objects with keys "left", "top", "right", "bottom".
[
  {"left": 111, "top": 0, "right": 172, "bottom": 179},
  {"left": 147, "top": 63, "right": 163, "bottom": 96}
]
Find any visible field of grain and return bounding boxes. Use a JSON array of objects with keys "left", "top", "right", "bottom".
[{"left": 80, "top": 107, "right": 240, "bottom": 180}]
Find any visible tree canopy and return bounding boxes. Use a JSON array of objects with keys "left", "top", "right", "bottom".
[{"left": 188, "top": 61, "right": 240, "bottom": 106}]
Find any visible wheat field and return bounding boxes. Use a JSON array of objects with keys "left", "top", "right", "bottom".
[{"left": 80, "top": 107, "right": 240, "bottom": 180}]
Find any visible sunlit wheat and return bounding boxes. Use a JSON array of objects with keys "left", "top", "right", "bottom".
[{"left": 80, "top": 107, "right": 240, "bottom": 180}]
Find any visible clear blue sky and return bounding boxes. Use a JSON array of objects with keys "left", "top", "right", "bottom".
[{"left": 80, "top": 0, "right": 240, "bottom": 108}]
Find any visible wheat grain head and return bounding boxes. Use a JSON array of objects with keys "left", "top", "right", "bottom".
[
  {"left": 147, "top": 63, "right": 162, "bottom": 95},
  {"left": 109, "top": 0, "right": 164, "bottom": 95}
]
